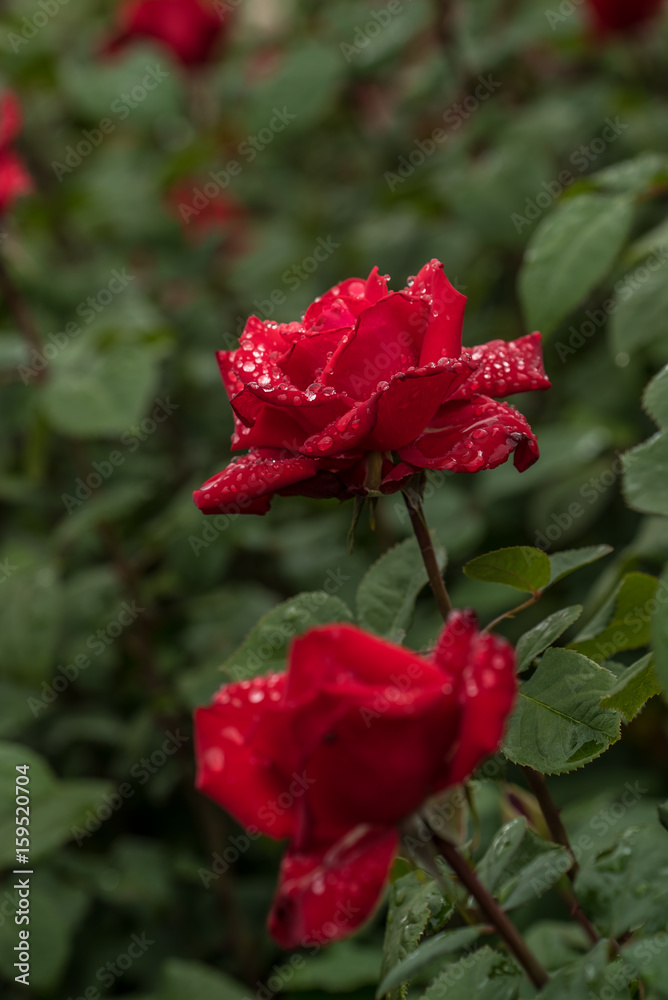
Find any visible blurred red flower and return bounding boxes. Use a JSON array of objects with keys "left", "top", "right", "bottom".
[
  {"left": 165, "top": 178, "right": 247, "bottom": 249},
  {"left": 193, "top": 259, "right": 550, "bottom": 516},
  {"left": 104, "top": 0, "right": 233, "bottom": 68},
  {"left": 586, "top": 0, "right": 664, "bottom": 34},
  {"left": 195, "top": 611, "right": 517, "bottom": 948},
  {"left": 0, "top": 92, "right": 32, "bottom": 216}
]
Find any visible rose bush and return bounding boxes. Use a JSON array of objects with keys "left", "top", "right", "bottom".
[
  {"left": 195, "top": 610, "right": 516, "bottom": 948},
  {"left": 0, "top": 92, "right": 32, "bottom": 216},
  {"left": 586, "top": 0, "right": 664, "bottom": 33},
  {"left": 193, "top": 259, "right": 550, "bottom": 516},
  {"left": 104, "top": 0, "right": 232, "bottom": 68}
]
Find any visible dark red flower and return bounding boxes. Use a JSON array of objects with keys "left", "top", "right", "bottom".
[
  {"left": 586, "top": 0, "right": 663, "bottom": 34},
  {"left": 165, "top": 178, "right": 247, "bottom": 249},
  {"left": 0, "top": 93, "right": 32, "bottom": 216},
  {"left": 104, "top": 0, "right": 232, "bottom": 68},
  {"left": 195, "top": 610, "right": 517, "bottom": 948},
  {"left": 193, "top": 260, "right": 550, "bottom": 516}
]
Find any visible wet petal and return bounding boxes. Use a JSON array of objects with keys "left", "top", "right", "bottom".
[
  {"left": 409, "top": 259, "right": 467, "bottom": 364},
  {"left": 268, "top": 826, "right": 398, "bottom": 949},
  {"left": 195, "top": 673, "right": 295, "bottom": 839},
  {"left": 455, "top": 333, "right": 550, "bottom": 400},
  {"left": 398, "top": 395, "right": 540, "bottom": 474},
  {"left": 193, "top": 449, "right": 321, "bottom": 515}
]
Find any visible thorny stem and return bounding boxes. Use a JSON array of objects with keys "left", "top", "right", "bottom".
[
  {"left": 431, "top": 830, "right": 550, "bottom": 988},
  {"left": 403, "top": 489, "right": 452, "bottom": 621},
  {"left": 522, "top": 768, "right": 600, "bottom": 946}
]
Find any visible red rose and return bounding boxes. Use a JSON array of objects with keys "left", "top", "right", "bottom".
[
  {"left": 104, "top": 0, "right": 232, "bottom": 68},
  {"left": 165, "top": 178, "right": 247, "bottom": 250},
  {"left": 193, "top": 259, "right": 550, "bottom": 516},
  {"left": 586, "top": 0, "right": 663, "bottom": 33},
  {"left": 0, "top": 93, "right": 32, "bottom": 216},
  {"left": 195, "top": 610, "right": 517, "bottom": 948}
]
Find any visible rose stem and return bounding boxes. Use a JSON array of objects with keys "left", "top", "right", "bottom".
[
  {"left": 403, "top": 490, "right": 452, "bottom": 620},
  {"left": 431, "top": 830, "right": 550, "bottom": 988},
  {"left": 522, "top": 767, "right": 600, "bottom": 945}
]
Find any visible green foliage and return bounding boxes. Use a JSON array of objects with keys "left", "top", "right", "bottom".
[
  {"left": 516, "top": 606, "right": 583, "bottom": 673},
  {"left": 519, "top": 194, "right": 635, "bottom": 336},
  {"left": 419, "top": 947, "right": 521, "bottom": 1000},
  {"left": 357, "top": 536, "right": 446, "bottom": 642},
  {"left": 570, "top": 572, "right": 659, "bottom": 662},
  {"left": 575, "top": 825, "right": 668, "bottom": 938},
  {"left": 464, "top": 547, "right": 551, "bottom": 594},
  {"left": 623, "top": 365, "right": 668, "bottom": 518},
  {"left": 600, "top": 654, "right": 661, "bottom": 721},
  {"left": 376, "top": 927, "right": 485, "bottom": 999},
  {"left": 379, "top": 869, "right": 454, "bottom": 1000},
  {"left": 503, "top": 649, "right": 622, "bottom": 773}
]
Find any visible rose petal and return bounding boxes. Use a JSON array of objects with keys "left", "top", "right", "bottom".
[
  {"left": 455, "top": 333, "right": 550, "bottom": 400},
  {"left": 0, "top": 151, "right": 32, "bottom": 214},
  {"left": 398, "top": 395, "right": 540, "bottom": 473},
  {"left": 409, "top": 259, "right": 467, "bottom": 365},
  {"left": 268, "top": 825, "right": 398, "bottom": 949},
  {"left": 193, "top": 449, "right": 321, "bottom": 515},
  {"left": 195, "top": 673, "right": 296, "bottom": 839},
  {"left": 104, "top": 0, "right": 229, "bottom": 67},
  {"left": 431, "top": 610, "right": 517, "bottom": 786},
  {"left": 367, "top": 358, "right": 473, "bottom": 452},
  {"left": 303, "top": 266, "right": 389, "bottom": 331},
  {"left": 587, "top": 0, "right": 663, "bottom": 34},
  {"left": 322, "top": 294, "right": 428, "bottom": 398}
]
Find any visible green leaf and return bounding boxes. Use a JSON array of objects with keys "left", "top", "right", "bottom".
[
  {"left": 289, "top": 942, "right": 381, "bottom": 992},
  {"left": 609, "top": 265, "right": 668, "bottom": 355},
  {"left": 652, "top": 565, "right": 668, "bottom": 698},
  {"left": 548, "top": 545, "right": 613, "bottom": 585},
  {"left": 623, "top": 935, "right": 668, "bottom": 993},
  {"left": 516, "top": 606, "right": 583, "bottom": 673},
  {"left": 643, "top": 364, "right": 668, "bottom": 429},
  {"left": 524, "top": 921, "right": 591, "bottom": 972},
  {"left": 659, "top": 801, "right": 668, "bottom": 832},
  {"left": 219, "top": 592, "right": 354, "bottom": 682},
  {"left": 592, "top": 153, "right": 668, "bottom": 195},
  {"left": 0, "top": 562, "right": 61, "bottom": 685},
  {"left": 0, "top": 871, "right": 88, "bottom": 991},
  {"left": 40, "top": 336, "right": 162, "bottom": 439},
  {"left": 570, "top": 572, "right": 659, "bottom": 662},
  {"left": 377, "top": 927, "right": 485, "bottom": 999},
  {"left": 503, "top": 648, "right": 622, "bottom": 774},
  {"left": 157, "top": 959, "right": 248, "bottom": 1000},
  {"left": 420, "top": 946, "right": 521, "bottom": 1000},
  {"left": 380, "top": 869, "right": 454, "bottom": 1000},
  {"left": 538, "top": 940, "right": 634, "bottom": 1000},
  {"left": 477, "top": 818, "right": 527, "bottom": 893},
  {"left": 357, "top": 536, "right": 446, "bottom": 642},
  {"left": 575, "top": 825, "right": 668, "bottom": 938},
  {"left": 478, "top": 819, "right": 570, "bottom": 910},
  {"left": 600, "top": 653, "right": 661, "bottom": 721},
  {"left": 464, "top": 546, "right": 551, "bottom": 594},
  {"left": 623, "top": 433, "right": 668, "bottom": 518},
  {"left": 519, "top": 193, "right": 635, "bottom": 336}
]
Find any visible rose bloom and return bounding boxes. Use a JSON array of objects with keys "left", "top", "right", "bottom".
[
  {"left": 104, "top": 0, "right": 232, "bottom": 68},
  {"left": 0, "top": 93, "right": 32, "bottom": 216},
  {"left": 195, "top": 610, "right": 517, "bottom": 948},
  {"left": 586, "top": 0, "right": 664, "bottom": 33},
  {"left": 193, "top": 259, "right": 550, "bottom": 516}
]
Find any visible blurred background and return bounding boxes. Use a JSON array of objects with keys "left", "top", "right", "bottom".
[{"left": 2, "top": 0, "right": 668, "bottom": 997}]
